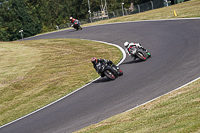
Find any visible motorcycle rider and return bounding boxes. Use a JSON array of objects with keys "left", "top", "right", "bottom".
[
  {"left": 91, "top": 57, "right": 119, "bottom": 76},
  {"left": 124, "top": 42, "right": 151, "bottom": 58},
  {"left": 69, "top": 17, "right": 81, "bottom": 29}
]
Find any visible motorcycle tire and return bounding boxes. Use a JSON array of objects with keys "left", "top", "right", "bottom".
[
  {"left": 104, "top": 69, "right": 117, "bottom": 80},
  {"left": 136, "top": 49, "right": 148, "bottom": 61}
]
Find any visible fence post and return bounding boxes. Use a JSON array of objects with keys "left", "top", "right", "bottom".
[
  {"left": 150, "top": 1, "right": 153, "bottom": 9},
  {"left": 121, "top": 3, "right": 124, "bottom": 16},
  {"left": 56, "top": 25, "right": 59, "bottom": 30},
  {"left": 19, "top": 30, "right": 23, "bottom": 40},
  {"left": 113, "top": 11, "right": 115, "bottom": 18},
  {"left": 165, "top": 0, "right": 169, "bottom": 6},
  {"left": 124, "top": 8, "right": 128, "bottom": 15},
  {"left": 88, "top": 0, "right": 92, "bottom": 23},
  {"left": 137, "top": 4, "right": 140, "bottom": 13}
]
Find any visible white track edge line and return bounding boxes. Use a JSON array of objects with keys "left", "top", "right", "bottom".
[
  {"left": 0, "top": 40, "right": 126, "bottom": 129},
  {"left": 125, "top": 77, "right": 200, "bottom": 113}
]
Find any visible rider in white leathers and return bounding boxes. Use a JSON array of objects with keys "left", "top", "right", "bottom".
[{"left": 124, "top": 42, "right": 151, "bottom": 58}]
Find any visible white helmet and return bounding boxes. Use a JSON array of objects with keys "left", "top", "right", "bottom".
[{"left": 124, "top": 42, "right": 129, "bottom": 48}]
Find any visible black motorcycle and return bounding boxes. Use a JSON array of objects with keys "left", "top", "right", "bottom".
[
  {"left": 96, "top": 62, "right": 123, "bottom": 80},
  {"left": 129, "top": 46, "right": 149, "bottom": 61}
]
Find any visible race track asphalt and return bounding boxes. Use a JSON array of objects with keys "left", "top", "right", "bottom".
[{"left": 0, "top": 19, "right": 200, "bottom": 133}]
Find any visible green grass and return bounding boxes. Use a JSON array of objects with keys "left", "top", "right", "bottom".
[
  {"left": 0, "top": 39, "right": 122, "bottom": 126},
  {"left": 75, "top": 79, "right": 200, "bottom": 133}
]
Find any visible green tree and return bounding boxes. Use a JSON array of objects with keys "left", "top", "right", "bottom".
[
  {"left": 0, "top": 14, "right": 7, "bottom": 41},
  {"left": 0, "top": 0, "right": 42, "bottom": 41},
  {"left": 0, "top": 0, "right": 164, "bottom": 41}
]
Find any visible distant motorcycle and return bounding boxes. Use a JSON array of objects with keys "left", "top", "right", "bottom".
[
  {"left": 71, "top": 20, "right": 82, "bottom": 30},
  {"left": 129, "top": 46, "right": 149, "bottom": 61},
  {"left": 96, "top": 62, "right": 123, "bottom": 80}
]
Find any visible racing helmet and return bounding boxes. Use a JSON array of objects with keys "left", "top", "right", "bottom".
[
  {"left": 91, "top": 57, "right": 97, "bottom": 63},
  {"left": 124, "top": 42, "right": 129, "bottom": 48},
  {"left": 70, "top": 17, "right": 72, "bottom": 22}
]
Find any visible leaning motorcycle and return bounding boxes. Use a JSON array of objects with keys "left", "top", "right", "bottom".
[
  {"left": 96, "top": 62, "right": 123, "bottom": 80},
  {"left": 71, "top": 20, "right": 82, "bottom": 30},
  {"left": 129, "top": 46, "right": 149, "bottom": 61}
]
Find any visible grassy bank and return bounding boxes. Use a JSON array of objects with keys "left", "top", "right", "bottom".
[
  {"left": 82, "top": 0, "right": 200, "bottom": 26},
  {"left": 75, "top": 79, "right": 200, "bottom": 133},
  {"left": 0, "top": 39, "right": 122, "bottom": 126}
]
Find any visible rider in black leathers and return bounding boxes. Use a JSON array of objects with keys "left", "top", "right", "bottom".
[{"left": 91, "top": 57, "right": 118, "bottom": 76}]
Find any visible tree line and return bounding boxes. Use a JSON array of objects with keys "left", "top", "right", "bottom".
[{"left": 0, "top": 0, "right": 159, "bottom": 41}]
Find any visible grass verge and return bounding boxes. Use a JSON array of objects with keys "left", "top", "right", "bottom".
[
  {"left": 75, "top": 79, "right": 200, "bottom": 133},
  {"left": 0, "top": 39, "right": 122, "bottom": 126}
]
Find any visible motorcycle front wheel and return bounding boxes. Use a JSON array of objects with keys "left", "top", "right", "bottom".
[
  {"left": 104, "top": 70, "right": 116, "bottom": 80},
  {"left": 136, "top": 51, "right": 147, "bottom": 61}
]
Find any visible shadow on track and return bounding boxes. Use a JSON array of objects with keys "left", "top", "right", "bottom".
[
  {"left": 94, "top": 77, "right": 114, "bottom": 83},
  {"left": 68, "top": 30, "right": 78, "bottom": 32},
  {"left": 122, "top": 59, "right": 144, "bottom": 64}
]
